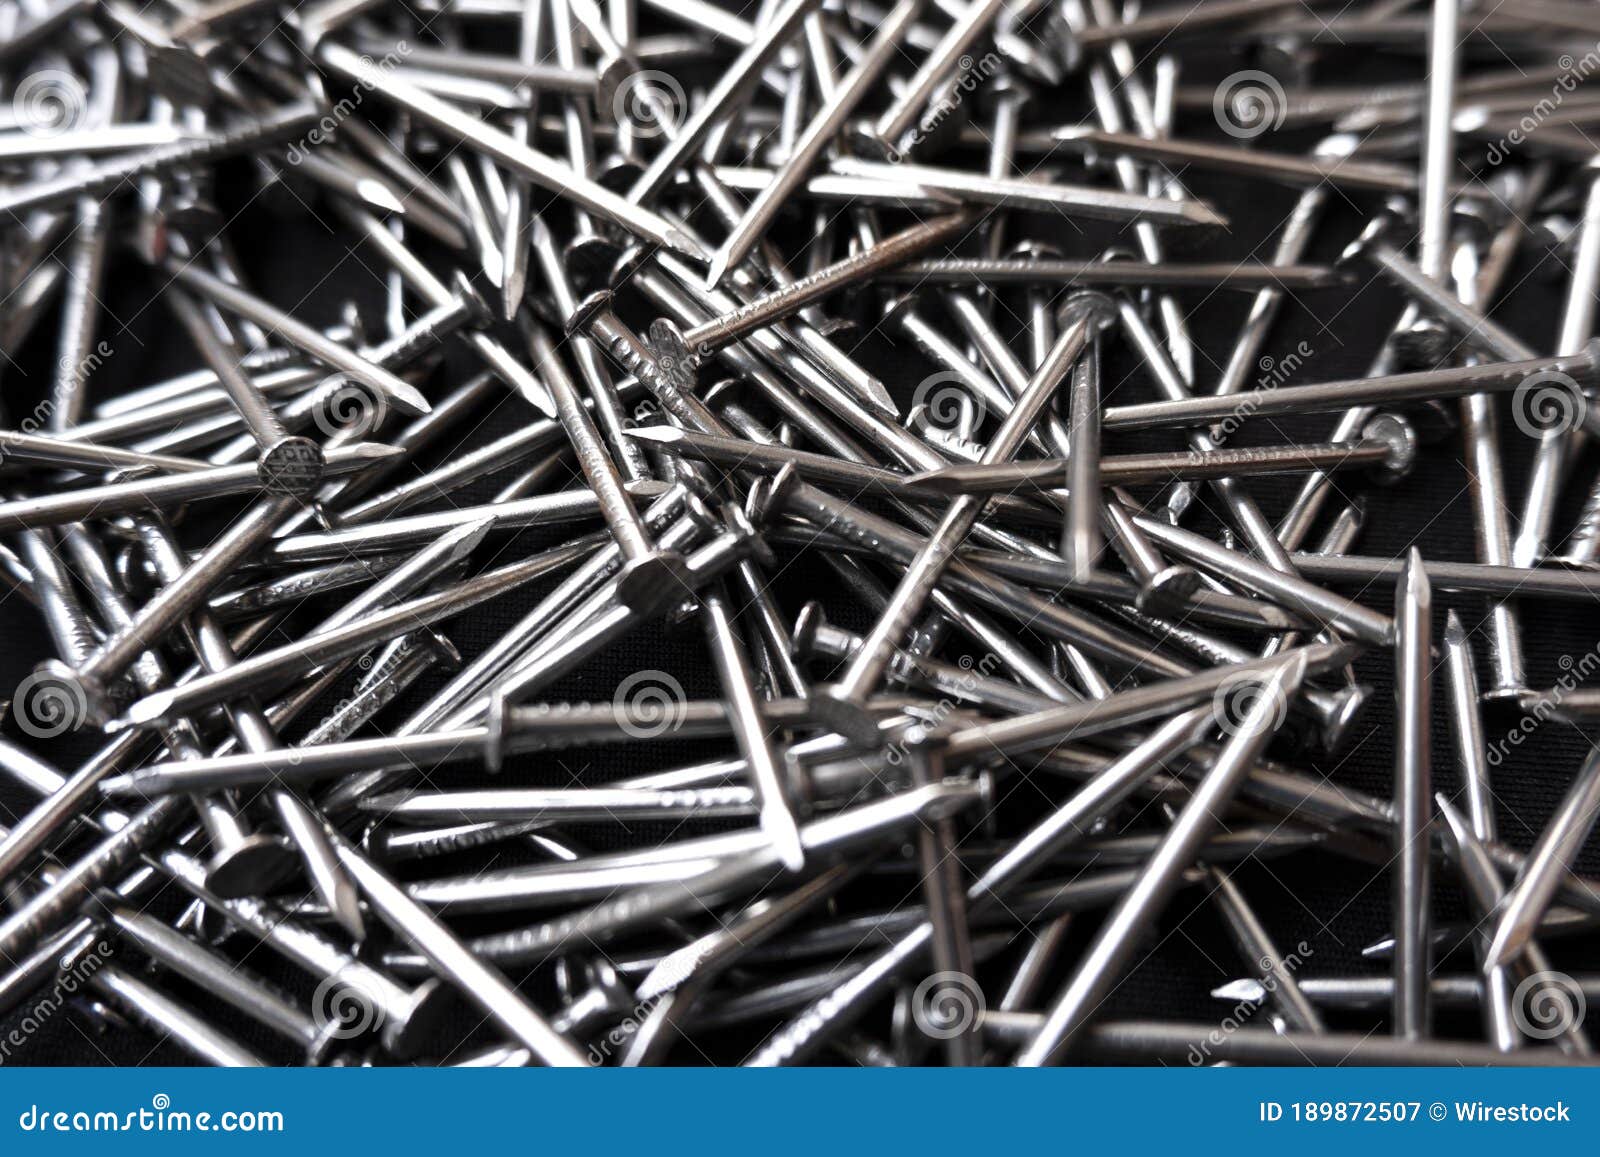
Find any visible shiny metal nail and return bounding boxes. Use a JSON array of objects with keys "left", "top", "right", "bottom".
[
  {"left": 1392, "top": 549, "right": 1432, "bottom": 1041},
  {"left": 825, "top": 304, "right": 1100, "bottom": 711},
  {"left": 1518, "top": 169, "right": 1600, "bottom": 574},
  {"left": 314, "top": 41, "right": 701, "bottom": 259},
  {"left": 1104, "top": 344, "right": 1600, "bottom": 432},
  {"left": 1014, "top": 656, "right": 1307, "bottom": 1065},
  {"left": 626, "top": 0, "right": 825, "bottom": 203},
  {"left": 527, "top": 322, "right": 690, "bottom": 609},
  {"left": 1205, "top": 864, "right": 1324, "bottom": 1033},
  {"left": 164, "top": 259, "right": 429, "bottom": 419},
  {"left": 0, "top": 442, "right": 396, "bottom": 534},
  {"left": 701, "top": 582, "right": 807, "bottom": 870},
  {"left": 120, "top": 533, "right": 590, "bottom": 728},
  {"left": 664, "top": 212, "right": 975, "bottom": 360},
  {"left": 1484, "top": 743, "right": 1600, "bottom": 970},
  {"left": 881, "top": 257, "right": 1342, "bottom": 290},
  {"left": 326, "top": 827, "right": 587, "bottom": 1066},
  {"left": 0, "top": 430, "right": 209, "bottom": 476},
  {"left": 0, "top": 103, "right": 322, "bottom": 218},
  {"left": 706, "top": 0, "right": 921, "bottom": 285},
  {"left": 1050, "top": 126, "right": 1462, "bottom": 199},
  {"left": 905, "top": 422, "right": 1415, "bottom": 495},
  {"left": 871, "top": 0, "right": 1009, "bottom": 148}
]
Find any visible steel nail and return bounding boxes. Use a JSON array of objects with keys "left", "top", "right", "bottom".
[
  {"left": 1103, "top": 343, "right": 1600, "bottom": 432},
  {"left": 706, "top": 0, "right": 937, "bottom": 285},
  {"left": 0, "top": 442, "right": 397, "bottom": 534},
  {"left": 1392, "top": 548, "right": 1432, "bottom": 1041},
  {"left": 825, "top": 307, "right": 1098, "bottom": 709},
  {"left": 325, "top": 827, "right": 588, "bottom": 1066},
  {"left": 701, "top": 582, "right": 807, "bottom": 870},
  {"left": 0, "top": 103, "right": 323, "bottom": 218},
  {"left": 1014, "top": 653, "right": 1308, "bottom": 1065},
  {"left": 313, "top": 40, "right": 701, "bottom": 259},
  {"left": 527, "top": 321, "right": 690, "bottom": 609},
  {"left": 1484, "top": 743, "right": 1600, "bottom": 970},
  {"left": 668, "top": 212, "right": 976, "bottom": 359},
  {"left": 163, "top": 259, "right": 429, "bottom": 419},
  {"left": 902, "top": 424, "right": 1416, "bottom": 495},
  {"left": 625, "top": 0, "right": 826, "bottom": 203}
]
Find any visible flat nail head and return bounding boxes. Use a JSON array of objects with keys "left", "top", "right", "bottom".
[
  {"left": 257, "top": 436, "right": 328, "bottom": 497},
  {"left": 1362, "top": 413, "right": 1419, "bottom": 484},
  {"left": 615, "top": 552, "right": 696, "bottom": 615}
]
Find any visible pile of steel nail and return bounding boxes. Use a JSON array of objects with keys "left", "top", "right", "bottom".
[{"left": 0, "top": 0, "right": 1598, "bottom": 1068}]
